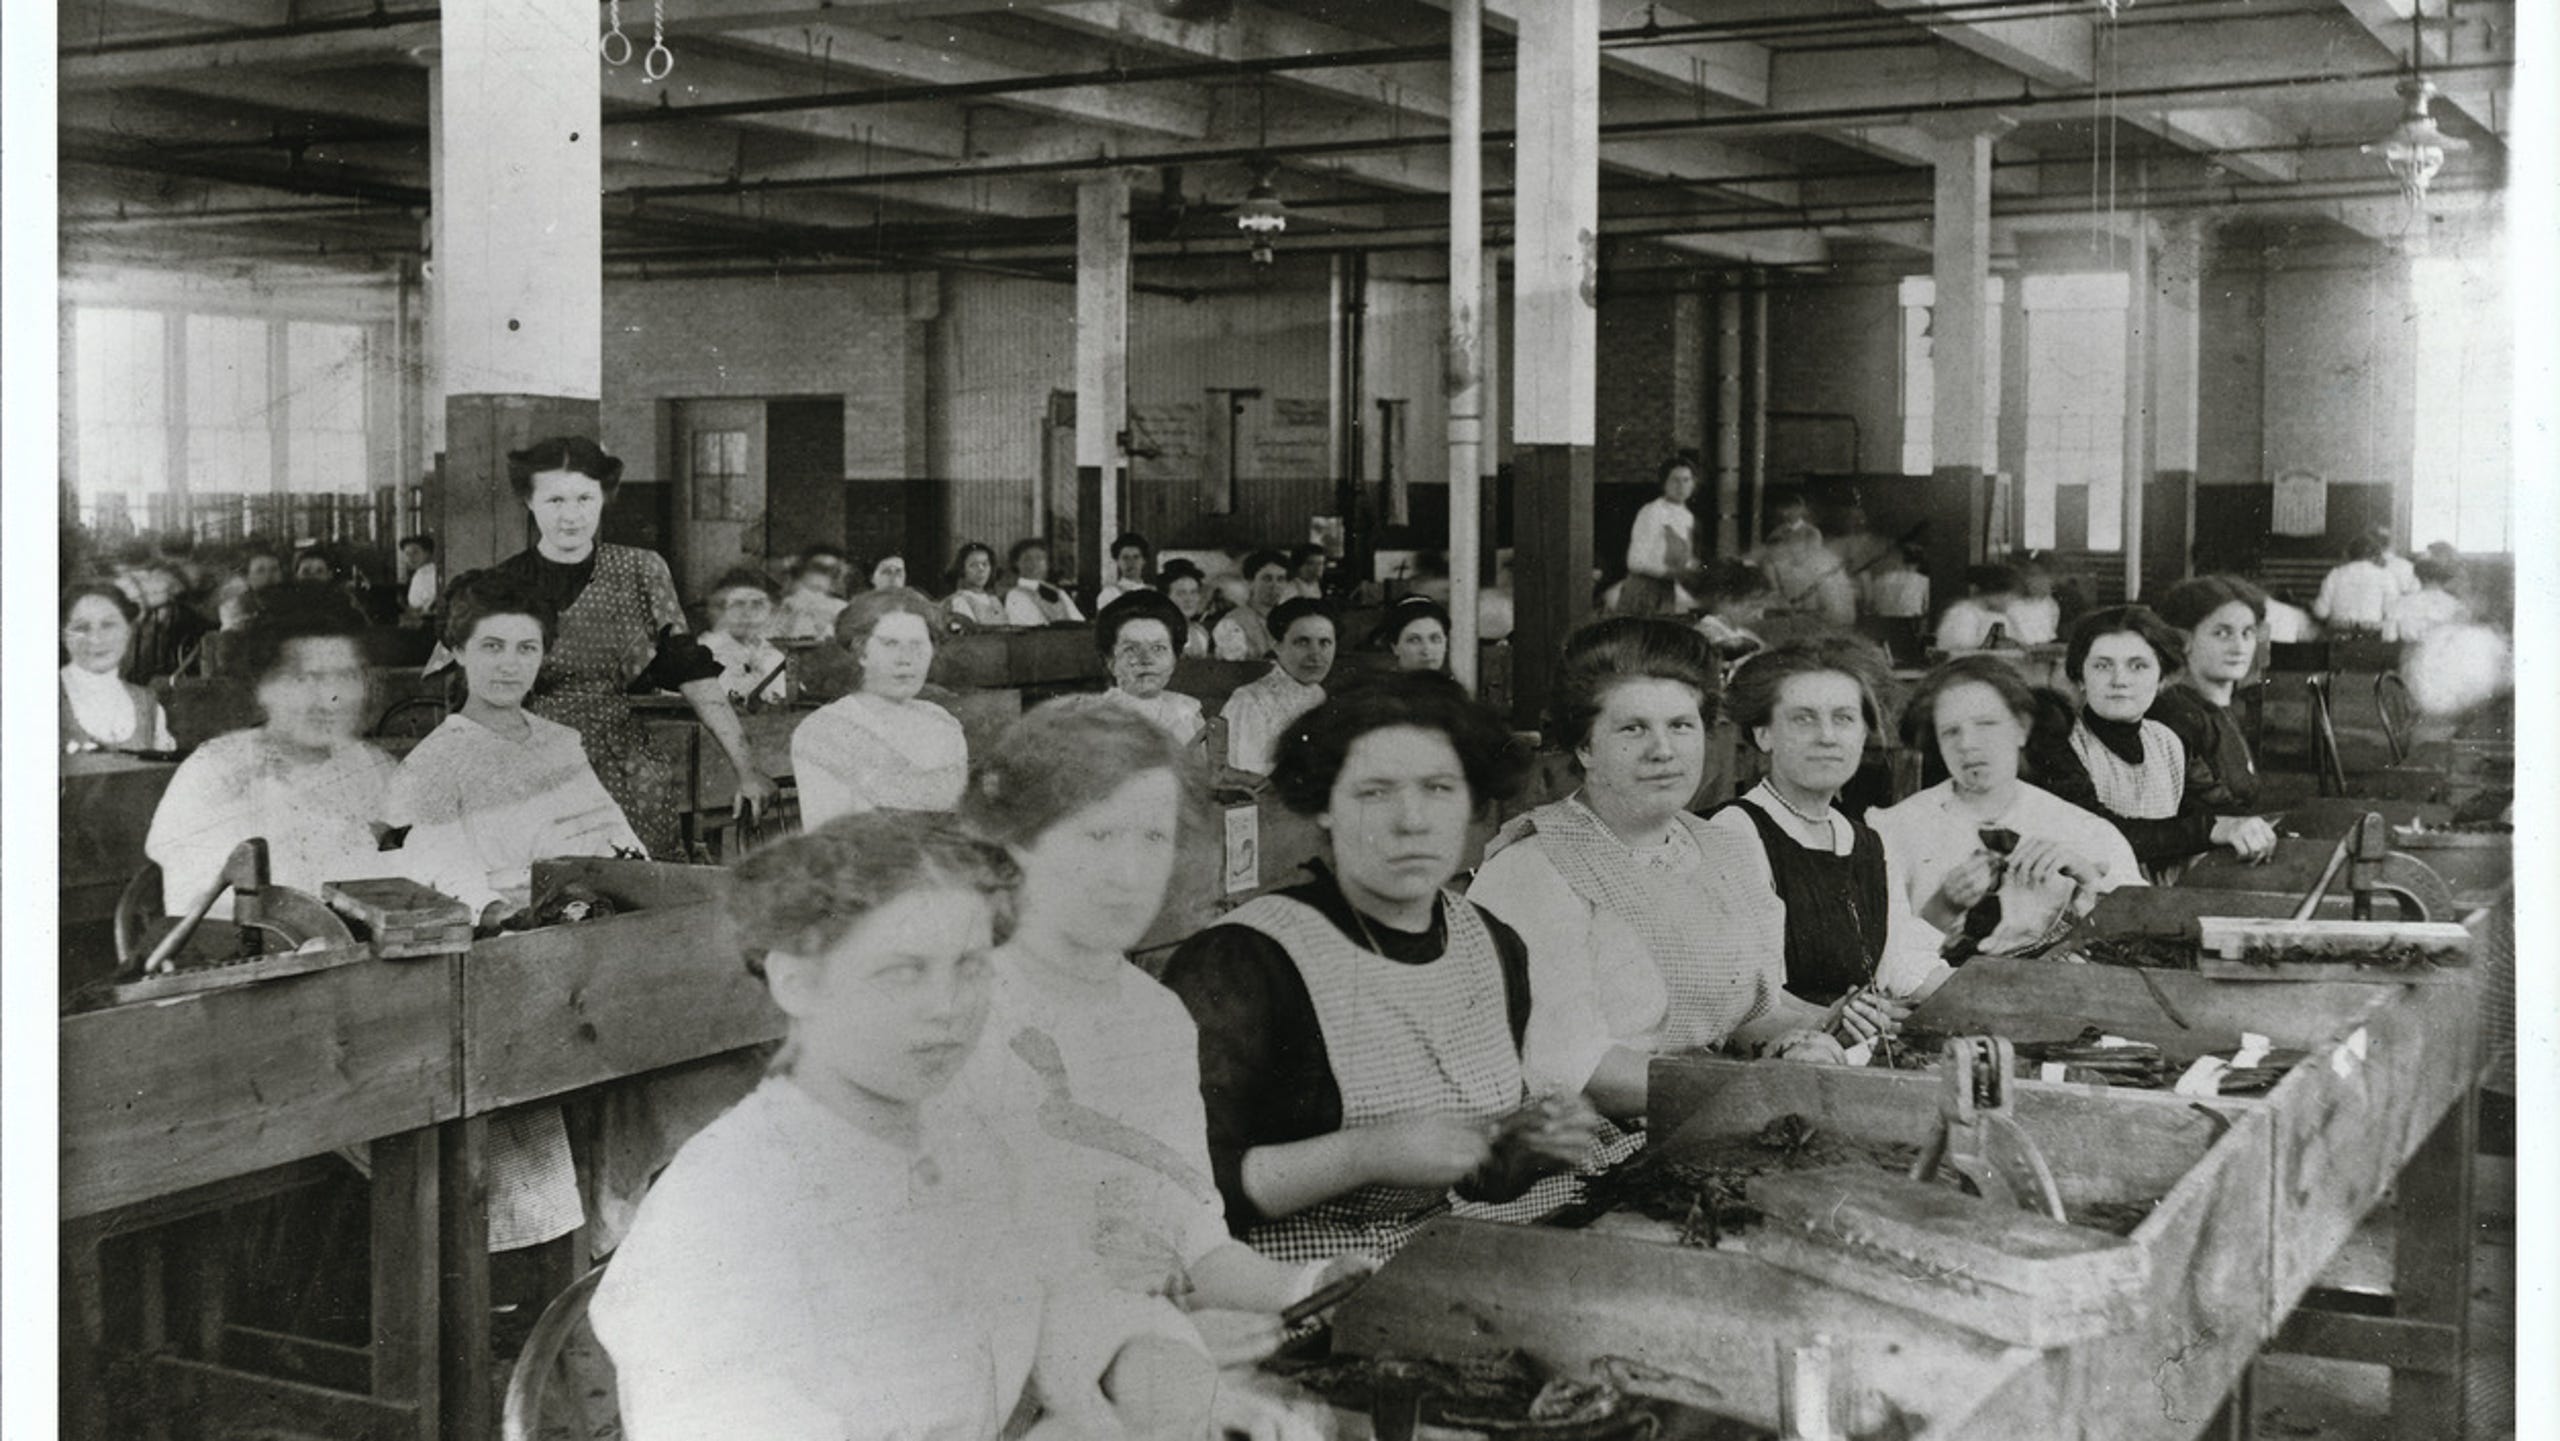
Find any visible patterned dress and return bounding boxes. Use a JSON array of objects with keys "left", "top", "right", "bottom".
[{"left": 498, "top": 543, "right": 703, "bottom": 859}]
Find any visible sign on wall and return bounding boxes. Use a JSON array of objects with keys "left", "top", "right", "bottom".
[{"left": 2271, "top": 467, "right": 2328, "bottom": 537}]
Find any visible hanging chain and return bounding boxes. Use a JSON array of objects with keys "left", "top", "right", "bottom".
[
  {"left": 600, "top": 0, "right": 633, "bottom": 66},
  {"left": 644, "top": 0, "right": 675, "bottom": 80}
]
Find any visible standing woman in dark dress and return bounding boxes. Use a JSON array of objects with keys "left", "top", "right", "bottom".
[
  {"left": 2148, "top": 576, "right": 2281, "bottom": 862},
  {"left": 1697, "top": 639, "right": 1949, "bottom": 1031},
  {"left": 493, "top": 437, "right": 777, "bottom": 857}
]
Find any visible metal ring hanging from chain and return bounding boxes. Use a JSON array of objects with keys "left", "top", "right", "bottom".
[
  {"left": 643, "top": 0, "right": 674, "bottom": 80},
  {"left": 600, "top": 0, "right": 634, "bottom": 65}
]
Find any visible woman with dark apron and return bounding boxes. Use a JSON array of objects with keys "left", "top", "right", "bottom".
[
  {"left": 1697, "top": 639, "right": 1950, "bottom": 1045},
  {"left": 491, "top": 437, "right": 777, "bottom": 858}
]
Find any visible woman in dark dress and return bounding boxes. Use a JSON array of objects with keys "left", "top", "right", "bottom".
[
  {"left": 1160, "top": 675, "right": 1608, "bottom": 1268},
  {"left": 495, "top": 437, "right": 777, "bottom": 857},
  {"left": 2148, "top": 576, "right": 2281, "bottom": 862},
  {"left": 1696, "top": 638, "right": 1948, "bottom": 1033}
]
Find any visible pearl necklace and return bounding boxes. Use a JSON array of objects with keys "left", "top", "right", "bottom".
[{"left": 1758, "top": 779, "right": 1836, "bottom": 830}]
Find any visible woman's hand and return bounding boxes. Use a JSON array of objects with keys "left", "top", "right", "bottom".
[
  {"left": 1353, "top": 1116, "right": 1494, "bottom": 1189},
  {"left": 1825, "top": 988, "right": 1907, "bottom": 1046},
  {"left": 1764, "top": 1030, "right": 1850, "bottom": 1065},
  {"left": 1185, "top": 1309, "right": 1285, "bottom": 1368},
  {"left": 1292, "top": 1252, "right": 1379, "bottom": 1307},
  {"left": 1931, "top": 851, "right": 2003, "bottom": 914},
  {"left": 731, "top": 762, "right": 781, "bottom": 821},
  {"left": 2005, "top": 836, "right": 2099, "bottom": 889},
  {"left": 2211, "top": 814, "right": 2280, "bottom": 863},
  {"left": 1209, "top": 1367, "right": 1337, "bottom": 1441}
]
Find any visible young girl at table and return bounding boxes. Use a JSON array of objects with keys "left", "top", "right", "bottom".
[
  {"left": 385, "top": 569, "right": 645, "bottom": 929},
  {"left": 699, "top": 566, "right": 790, "bottom": 704},
  {"left": 591, "top": 814, "right": 1215, "bottom": 1441},
  {"left": 60, "top": 580, "right": 175, "bottom": 754},
  {"left": 791, "top": 587, "right": 969, "bottom": 823},
  {"left": 957, "top": 700, "right": 1360, "bottom": 1433}
]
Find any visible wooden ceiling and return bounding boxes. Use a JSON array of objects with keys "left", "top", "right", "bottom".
[{"left": 57, "top": 0, "right": 2516, "bottom": 282}]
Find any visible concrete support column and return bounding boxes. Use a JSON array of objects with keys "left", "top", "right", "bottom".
[
  {"left": 1714, "top": 282, "right": 1743, "bottom": 557},
  {"left": 1927, "top": 125, "right": 2001, "bottom": 539},
  {"left": 2149, "top": 218, "right": 2202, "bottom": 581},
  {"left": 1447, "top": 0, "right": 1485, "bottom": 690},
  {"left": 430, "top": 0, "right": 602, "bottom": 574},
  {"left": 1509, "top": 0, "right": 1600, "bottom": 729},
  {"left": 1076, "top": 172, "right": 1133, "bottom": 594},
  {"left": 1670, "top": 288, "right": 1709, "bottom": 463},
  {"left": 2121, "top": 218, "right": 2154, "bottom": 600}
]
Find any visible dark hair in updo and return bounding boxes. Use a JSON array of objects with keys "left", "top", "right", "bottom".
[
  {"left": 1271, "top": 672, "right": 1527, "bottom": 817},
  {"left": 1723, "top": 634, "right": 1893, "bottom": 743},
  {"left": 505, "top": 436, "right": 624, "bottom": 500},
  {"left": 441, "top": 568, "right": 559, "bottom": 650},
  {"left": 727, "top": 813, "right": 1018, "bottom": 981},
  {"left": 948, "top": 541, "right": 997, "bottom": 591},
  {"left": 61, "top": 580, "right": 140, "bottom": 627},
  {"left": 1266, "top": 596, "right": 1335, "bottom": 644},
  {"left": 1157, "top": 558, "right": 1206, "bottom": 591},
  {"left": 709, "top": 566, "right": 785, "bottom": 605},
  {"left": 2064, "top": 605, "right": 2187, "bottom": 684},
  {"left": 2154, "top": 574, "right": 2268, "bottom": 633},
  {"left": 1375, "top": 597, "right": 1453, "bottom": 650},
  {"left": 1241, "top": 549, "right": 1291, "bottom": 582},
  {"left": 965, "top": 696, "right": 1187, "bottom": 849},
  {"left": 233, "top": 589, "right": 371, "bottom": 685},
  {"left": 1550, "top": 616, "right": 1720, "bottom": 755},
  {"left": 1096, "top": 590, "right": 1188, "bottom": 658}
]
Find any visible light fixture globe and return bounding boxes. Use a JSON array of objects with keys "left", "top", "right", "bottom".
[{"left": 2364, "top": 75, "right": 2468, "bottom": 202}]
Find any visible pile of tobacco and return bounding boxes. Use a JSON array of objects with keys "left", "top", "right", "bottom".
[
  {"left": 2073, "top": 935, "right": 2203, "bottom": 971},
  {"left": 1262, "top": 1350, "right": 1733, "bottom": 1438},
  {"left": 2229, "top": 940, "right": 2467, "bottom": 972},
  {"left": 1575, "top": 1112, "right": 2165, "bottom": 1240}
]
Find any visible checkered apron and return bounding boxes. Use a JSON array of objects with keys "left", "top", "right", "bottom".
[
  {"left": 1502, "top": 799, "right": 1778, "bottom": 1052},
  {"left": 2067, "top": 718, "right": 2189, "bottom": 821},
  {"left": 1223, "top": 893, "right": 1524, "bottom": 1265}
]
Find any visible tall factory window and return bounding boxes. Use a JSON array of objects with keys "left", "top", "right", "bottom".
[
  {"left": 284, "top": 322, "right": 371, "bottom": 495},
  {"left": 1897, "top": 275, "right": 2003, "bottom": 476},
  {"left": 184, "top": 314, "right": 274, "bottom": 498},
  {"left": 71, "top": 307, "right": 169, "bottom": 529},
  {"left": 2020, "top": 272, "right": 2129, "bottom": 551},
  {"left": 2410, "top": 253, "right": 2510, "bottom": 553}
]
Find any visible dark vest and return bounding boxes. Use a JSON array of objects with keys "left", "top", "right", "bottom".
[{"left": 1714, "top": 797, "right": 1892, "bottom": 1005}]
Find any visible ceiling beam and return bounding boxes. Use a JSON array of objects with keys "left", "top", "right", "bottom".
[
  {"left": 1031, "top": 1, "right": 1454, "bottom": 120},
  {"left": 2328, "top": 0, "right": 2509, "bottom": 137},
  {"left": 709, "top": 20, "right": 1214, "bottom": 138},
  {"left": 60, "top": 17, "right": 436, "bottom": 88},
  {"left": 616, "top": 47, "right": 972, "bottom": 159},
  {"left": 1422, "top": 0, "right": 1771, "bottom": 108}
]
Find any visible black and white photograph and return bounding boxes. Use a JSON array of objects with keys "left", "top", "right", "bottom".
[{"left": 3, "top": 1, "right": 2551, "bottom": 1438}]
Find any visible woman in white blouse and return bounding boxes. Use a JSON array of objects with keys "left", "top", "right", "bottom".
[
  {"left": 1619, "top": 457, "right": 1700, "bottom": 617},
  {"left": 1473, "top": 620, "right": 1858, "bottom": 1120},
  {"left": 1871, "top": 655, "right": 2143, "bottom": 962},
  {"left": 791, "top": 588, "right": 969, "bottom": 823},
  {"left": 1095, "top": 590, "right": 1206, "bottom": 748},
  {"left": 942, "top": 541, "right": 1008, "bottom": 628},
  {"left": 60, "top": 581, "right": 174, "bottom": 754},
  {"left": 1004, "top": 538, "right": 1086, "bottom": 627}
]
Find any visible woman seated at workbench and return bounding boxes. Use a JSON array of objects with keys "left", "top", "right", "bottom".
[
  {"left": 144, "top": 591, "right": 398, "bottom": 915},
  {"left": 2026, "top": 605, "right": 2270, "bottom": 878},
  {"left": 1210, "top": 549, "right": 1293, "bottom": 661},
  {"left": 592, "top": 814, "right": 1216, "bottom": 1441},
  {"left": 1161, "top": 676, "right": 1608, "bottom": 1268},
  {"left": 1096, "top": 590, "right": 1207, "bottom": 747},
  {"left": 1374, "top": 596, "right": 1452, "bottom": 673},
  {"left": 1699, "top": 638, "right": 1950, "bottom": 1026},
  {"left": 2148, "top": 576, "right": 2280, "bottom": 863},
  {"left": 1157, "top": 558, "right": 1215, "bottom": 658},
  {"left": 699, "top": 566, "right": 790, "bottom": 704},
  {"left": 1217, "top": 597, "right": 1337, "bottom": 778},
  {"left": 1473, "top": 620, "right": 1862, "bottom": 1125},
  {"left": 386, "top": 570, "right": 646, "bottom": 928},
  {"left": 60, "top": 580, "right": 175, "bottom": 754},
  {"left": 1004, "top": 537, "right": 1087, "bottom": 626},
  {"left": 791, "top": 587, "right": 968, "bottom": 824},
  {"left": 955, "top": 701, "right": 1362, "bottom": 1434},
  {"left": 943, "top": 541, "right": 1009, "bottom": 628},
  {"left": 1870, "top": 655, "right": 2144, "bottom": 962}
]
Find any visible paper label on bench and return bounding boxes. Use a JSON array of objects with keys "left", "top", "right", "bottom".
[
  {"left": 2174, "top": 1057, "right": 2231, "bottom": 1097},
  {"left": 1843, "top": 1041, "right": 1874, "bottom": 1068},
  {"left": 1222, "top": 806, "right": 1260, "bottom": 896},
  {"left": 2330, "top": 1026, "right": 2369, "bottom": 1078},
  {"left": 2041, "top": 1062, "right": 2070, "bottom": 1084},
  {"left": 2234, "top": 1033, "right": 2273, "bottom": 1069},
  {"left": 2094, "top": 1034, "right": 2142, "bottom": 1049}
]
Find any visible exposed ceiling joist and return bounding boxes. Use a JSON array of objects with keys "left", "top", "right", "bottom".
[
  {"left": 1429, "top": 0, "right": 1771, "bottom": 109},
  {"left": 711, "top": 20, "right": 1214, "bottom": 138},
  {"left": 1032, "top": 1, "right": 1453, "bottom": 120},
  {"left": 2328, "top": 0, "right": 2509, "bottom": 135}
]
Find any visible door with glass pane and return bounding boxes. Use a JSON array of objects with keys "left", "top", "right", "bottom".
[{"left": 672, "top": 399, "right": 767, "bottom": 598}]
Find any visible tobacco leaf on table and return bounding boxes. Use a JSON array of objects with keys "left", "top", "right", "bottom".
[{"left": 2077, "top": 935, "right": 2203, "bottom": 971}]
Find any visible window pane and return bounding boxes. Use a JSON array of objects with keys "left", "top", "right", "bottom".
[
  {"left": 74, "top": 308, "right": 169, "bottom": 505},
  {"left": 187, "top": 315, "right": 273, "bottom": 495},
  {"left": 2022, "top": 277, "right": 2128, "bottom": 551},
  {"left": 286, "top": 323, "right": 369, "bottom": 494},
  {"left": 2410, "top": 255, "right": 2510, "bottom": 553}
]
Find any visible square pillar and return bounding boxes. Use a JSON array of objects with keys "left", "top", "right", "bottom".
[
  {"left": 1510, "top": 0, "right": 1600, "bottom": 729},
  {"left": 1927, "top": 125, "right": 2001, "bottom": 518},
  {"left": 1074, "top": 173, "right": 1133, "bottom": 595}
]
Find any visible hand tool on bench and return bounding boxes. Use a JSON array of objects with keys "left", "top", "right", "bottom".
[{"left": 1906, "top": 1036, "right": 2067, "bottom": 1223}]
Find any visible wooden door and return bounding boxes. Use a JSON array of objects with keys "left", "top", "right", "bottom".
[{"left": 670, "top": 398, "right": 767, "bottom": 598}]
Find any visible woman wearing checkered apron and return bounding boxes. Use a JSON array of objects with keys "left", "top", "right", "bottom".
[
  {"left": 1162, "top": 675, "right": 1618, "bottom": 1271},
  {"left": 2024, "top": 605, "right": 2273, "bottom": 883},
  {"left": 1475, "top": 619, "right": 1870, "bottom": 1125}
]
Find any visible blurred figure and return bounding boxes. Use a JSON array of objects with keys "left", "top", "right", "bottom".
[
  {"left": 1620, "top": 456, "right": 1700, "bottom": 617},
  {"left": 702, "top": 568, "right": 790, "bottom": 703},
  {"left": 2386, "top": 556, "right": 2469, "bottom": 645},
  {"left": 1284, "top": 544, "right": 1330, "bottom": 602},
  {"left": 1934, "top": 566, "right": 2020, "bottom": 653},
  {"left": 775, "top": 546, "right": 853, "bottom": 643},
  {"left": 1862, "top": 542, "right": 1932, "bottom": 622},
  {"left": 2311, "top": 532, "right": 2396, "bottom": 635},
  {"left": 399, "top": 534, "right": 441, "bottom": 617},
  {"left": 2004, "top": 552, "right": 2061, "bottom": 645}
]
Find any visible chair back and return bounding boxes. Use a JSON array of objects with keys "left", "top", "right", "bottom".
[
  {"left": 500, "top": 1263, "right": 611, "bottom": 1441},
  {"left": 113, "top": 862, "right": 166, "bottom": 969}
]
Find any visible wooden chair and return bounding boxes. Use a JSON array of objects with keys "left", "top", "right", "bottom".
[{"left": 501, "top": 1264, "right": 612, "bottom": 1441}]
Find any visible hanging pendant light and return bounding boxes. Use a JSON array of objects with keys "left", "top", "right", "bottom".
[
  {"left": 2363, "top": 0, "right": 2466, "bottom": 203},
  {"left": 1234, "top": 163, "right": 1288, "bottom": 268}
]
